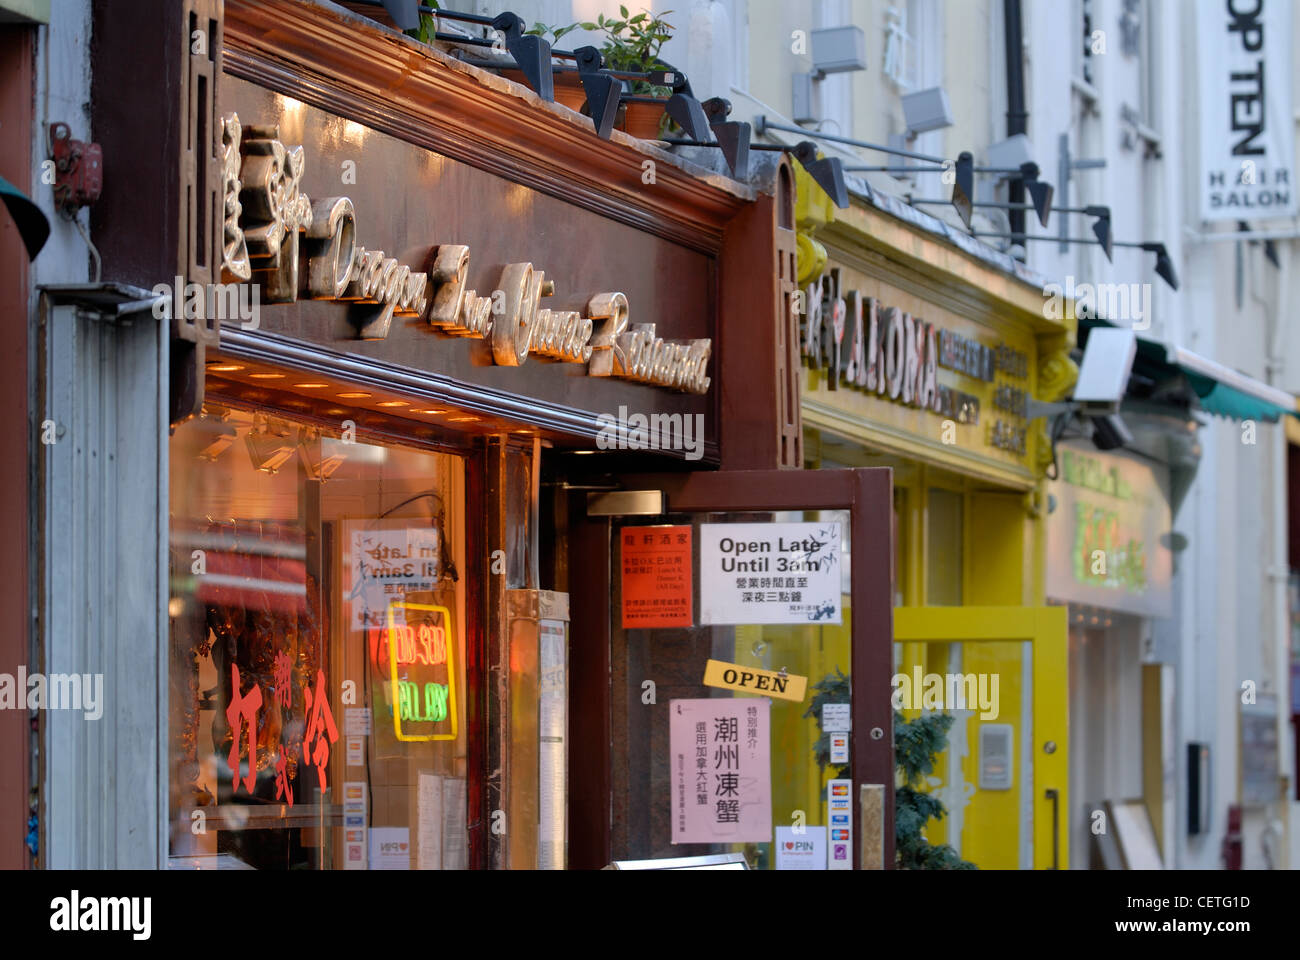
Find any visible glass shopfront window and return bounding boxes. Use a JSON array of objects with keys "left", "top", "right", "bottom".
[{"left": 167, "top": 405, "right": 468, "bottom": 870}]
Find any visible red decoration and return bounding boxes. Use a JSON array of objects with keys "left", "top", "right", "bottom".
[
  {"left": 301, "top": 670, "right": 339, "bottom": 791},
  {"left": 225, "top": 663, "right": 263, "bottom": 795}
]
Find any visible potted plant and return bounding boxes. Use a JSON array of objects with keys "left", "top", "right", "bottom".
[{"left": 525, "top": 6, "right": 677, "bottom": 139}]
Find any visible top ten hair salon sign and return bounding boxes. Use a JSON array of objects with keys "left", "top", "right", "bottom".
[{"left": 1196, "top": 0, "right": 1297, "bottom": 221}]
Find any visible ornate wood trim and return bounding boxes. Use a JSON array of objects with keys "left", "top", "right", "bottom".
[{"left": 222, "top": 0, "right": 755, "bottom": 255}]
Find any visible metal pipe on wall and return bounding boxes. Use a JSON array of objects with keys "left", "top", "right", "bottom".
[{"left": 1003, "top": 0, "right": 1027, "bottom": 244}]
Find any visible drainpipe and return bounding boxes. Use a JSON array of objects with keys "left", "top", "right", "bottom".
[{"left": 1004, "top": 0, "right": 1027, "bottom": 246}]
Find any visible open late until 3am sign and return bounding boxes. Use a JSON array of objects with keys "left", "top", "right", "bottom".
[{"left": 698, "top": 522, "right": 843, "bottom": 625}]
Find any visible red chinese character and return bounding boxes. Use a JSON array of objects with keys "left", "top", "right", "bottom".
[
  {"left": 226, "top": 663, "right": 262, "bottom": 795},
  {"left": 274, "top": 741, "right": 297, "bottom": 806},
  {"left": 272, "top": 651, "right": 293, "bottom": 709},
  {"left": 301, "top": 670, "right": 339, "bottom": 791}
]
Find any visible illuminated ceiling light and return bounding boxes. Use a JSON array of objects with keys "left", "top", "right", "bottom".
[
  {"left": 447, "top": 415, "right": 481, "bottom": 422},
  {"left": 249, "top": 372, "right": 286, "bottom": 380},
  {"left": 414, "top": 409, "right": 449, "bottom": 415},
  {"left": 298, "top": 428, "right": 347, "bottom": 482},
  {"left": 376, "top": 400, "right": 408, "bottom": 407},
  {"left": 245, "top": 418, "right": 297, "bottom": 474},
  {"left": 194, "top": 408, "right": 237, "bottom": 462},
  {"left": 207, "top": 364, "right": 244, "bottom": 372},
  {"left": 338, "top": 392, "right": 372, "bottom": 399},
  {"left": 294, "top": 382, "right": 330, "bottom": 389}
]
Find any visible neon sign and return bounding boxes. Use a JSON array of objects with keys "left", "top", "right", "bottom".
[
  {"left": 385, "top": 601, "right": 458, "bottom": 742},
  {"left": 371, "top": 621, "right": 448, "bottom": 669}
]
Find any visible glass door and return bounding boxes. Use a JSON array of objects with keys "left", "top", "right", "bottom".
[{"left": 570, "top": 468, "right": 894, "bottom": 870}]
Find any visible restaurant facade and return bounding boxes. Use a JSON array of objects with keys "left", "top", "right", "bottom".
[{"left": 11, "top": 0, "right": 899, "bottom": 871}]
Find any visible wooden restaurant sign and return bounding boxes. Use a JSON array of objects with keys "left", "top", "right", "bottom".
[{"left": 215, "top": 113, "right": 712, "bottom": 395}]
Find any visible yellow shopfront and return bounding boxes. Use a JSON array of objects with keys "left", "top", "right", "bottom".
[{"left": 795, "top": 170, "right": 1076, "bottom": 869}]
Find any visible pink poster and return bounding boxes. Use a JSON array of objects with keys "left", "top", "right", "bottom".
[{"left": 670, "top": 698, "right": 772, "bottom": 844}]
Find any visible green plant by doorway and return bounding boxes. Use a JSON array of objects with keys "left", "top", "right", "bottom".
[{"left": 806, "top": 669, "right": 976, "bottom": 869}]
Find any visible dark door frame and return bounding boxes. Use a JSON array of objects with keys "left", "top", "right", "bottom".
[{"left": 568, "top": 467, "right": 895, "bottom": 870}]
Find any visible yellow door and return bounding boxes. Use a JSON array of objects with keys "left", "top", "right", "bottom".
[{"left": 894, "top": 605, "right": 1068, "bottom": 869}]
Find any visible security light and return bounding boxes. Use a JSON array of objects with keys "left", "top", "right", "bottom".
[
  {"left": 902, "top": 87, "right": 954, "bottom": 135},
  {"left": 1074, "top": 327, "right": 1137, "bottom": 414}
]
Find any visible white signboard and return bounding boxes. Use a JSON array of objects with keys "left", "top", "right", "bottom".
[
  {"left": 1196, "top": 0, "right": 1296, "bottom": 221},
  {"left": 670, "top": 698, "right": 772, "bottom": 844},
  {"left": 822, "top": 703, "right": 851, "bottom": 732},
  {"left": 538, "top": 620, "right": 567, "bottom": 870},
  {"left": 699, "top": 522, "right": 843, "bottom": 625},
  {"left": 775, "top": 826, "right": 827, "bottom": 870},
  {"left": 348, "top": 525, "right": 441, "bottom": 628},
  {"left": 370, "top": 827, "right": 411, "bottom": 870}
]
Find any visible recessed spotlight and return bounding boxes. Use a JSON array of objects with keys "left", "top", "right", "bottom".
[
  {"left": 249, "top": 373, "right": 286, "bottom": 380},
  {"left": 414, "top": 409, "right": 449, "bottom": 415},
  {"left": 207, "top": 364, "right": 244, "bottom": 372},
  {"left": 376, "top": 400, "right": 408, "bottom": 407},
  {"left": 294, "top": 382, "right": 330, "bottom": 389},
  {"left": 338, "top": 392, "right": 371, "bottom": 399},
  {"left": 447, "top": 415, "right": 481, "bottom": 422}
]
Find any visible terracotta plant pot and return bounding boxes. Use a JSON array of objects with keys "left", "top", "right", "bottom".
[{"left": 500, "top": 69, "right": 667, "bottom": 140}]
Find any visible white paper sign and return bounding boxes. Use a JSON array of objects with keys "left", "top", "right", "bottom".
[
  {"left": 538, "top": 620, "right": 566, "bottom": 870},
  {"left": 417, "top": 773, "right": 443, "bottom": 870},
  {"left": 348, "top": 526, "right": 441, "bottom": 628},
  {"left": 1196, "top": 0, "right": 1296, "bottom": 221},
  {"left": 670, "top": 698, "right": 772, "bottom": 844},
  {"left": 370, "top": 827, "right": 411, "bottom": 870},
  {"left": 822, "top": 703, "right": 851, "bottom": 732},
  {"left": 442, "top": 777, "right": 468, "bottom": 870},
  {"left": 699, "top": 522, "right": 843, "bottom": 625},
  {"left": 775, "top": 826, "right": 827, "bottom": 870},
  {"left": 344, "top": 707, "right": 371, "bottom": 736}
]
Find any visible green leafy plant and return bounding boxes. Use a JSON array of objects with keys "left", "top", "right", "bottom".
[
  {"left": 803, "top": 666, "right": 850, "bottom": 779},
  {"left": 528, "top": 6, "right": 675, "bottom": 97},
  {"left": 805, "top": 669, "right": 975, "bottom": 870},
  {"left": 895, "top": 710, "right": 977, "bottom": 870},
  {"left": 404, "top": 4, "right": 440, "bottom": 45}
]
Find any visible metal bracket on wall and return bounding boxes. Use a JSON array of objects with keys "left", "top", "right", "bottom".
[{"left": 586, "top": 490, "right": 665, "bottom": 517}]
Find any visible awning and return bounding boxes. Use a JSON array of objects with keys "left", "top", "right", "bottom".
[
  {"left": 1081, "top": 318, "right": 1298, "bottom": 423},
  {"left": 1167, "top": 346, "right": 1297, "bottom": 423}
]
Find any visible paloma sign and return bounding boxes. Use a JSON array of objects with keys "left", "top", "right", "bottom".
[{"left": 212, "top": 114, "right": 711, "bottom": 394}]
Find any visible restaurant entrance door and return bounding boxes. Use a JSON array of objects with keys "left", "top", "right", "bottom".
[{"left": 567, "top": 468, "right": 894, "bottom": 870}]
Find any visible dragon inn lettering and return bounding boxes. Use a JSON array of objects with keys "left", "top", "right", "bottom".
[
  {"left": 210, "top": 114, "right": 710, "bottom": 394},
  {"left": 801, "top": 274, "right": 1030, "bottom": 456}
]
